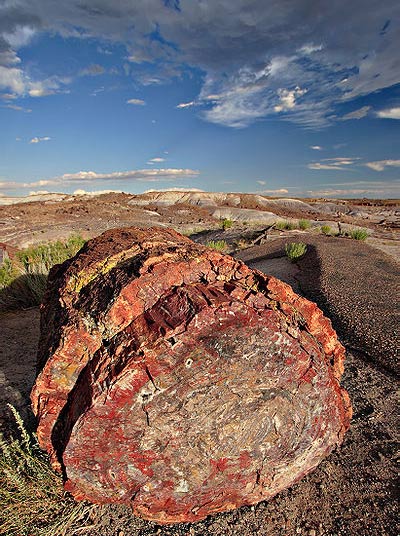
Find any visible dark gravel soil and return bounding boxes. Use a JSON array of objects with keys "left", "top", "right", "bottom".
[
  {"left": 0, "top": 234, "right": 398, "bottom": 536},
  {"left": 237, "top": 235, "right": 399, "bottom": 376}
]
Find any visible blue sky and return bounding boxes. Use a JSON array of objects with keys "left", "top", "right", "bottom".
[{"left": 1, "top": 0, "right": 399, "bottom": 198}]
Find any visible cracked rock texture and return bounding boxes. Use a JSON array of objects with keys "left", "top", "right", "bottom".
[{"left": 31, "top": 227, "right": 351, "bottom": 524}]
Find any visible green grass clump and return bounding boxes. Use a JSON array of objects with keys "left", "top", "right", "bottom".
[
  {"left": 276, "top": 221, "right": 296, "bottom": 231},
  {"left": 206, "top": 240, "right": 228, "bottom": 251},
  {"left": 320, "top": 225, "right": 331, "bottom": 235},
  {"left": 0, "top": 258, "right": 20, "bottom": 289},
  {"left": 16, "top": 235, "right": 85, "bottom": 274},
  {"left": 285, "top": 242, "right": 307, "bottom": 263},
  {"left": 298, "top": 219, "right": 311, "bottom": 230},
  {"left": 221, "top": 218, "right": 233, "bottom": 231},
  {"left": 0, "top": 235, "right": 86, "bottom": 311},
  {"left": 0, "top": 405, "right": 95, "bottom": 536},
  {"left": 349, "top": 228, "right": 368, "bottom": 241}
]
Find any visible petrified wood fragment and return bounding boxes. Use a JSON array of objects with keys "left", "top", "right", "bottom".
[{"left": 31, "top": 227, "right": 351, "bottom": 524}]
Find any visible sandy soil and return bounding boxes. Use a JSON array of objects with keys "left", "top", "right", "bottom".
[{"left": 0, "top": 232, "right": 398, "bottom": 535}]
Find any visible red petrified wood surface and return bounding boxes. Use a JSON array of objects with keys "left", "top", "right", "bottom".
[{"left": 31, "top": 227, "right": 352, "bottom": 524}]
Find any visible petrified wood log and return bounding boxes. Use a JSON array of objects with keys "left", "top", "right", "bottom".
[{"left": 31, "top": 227, "right": 351, "bottom": 524}]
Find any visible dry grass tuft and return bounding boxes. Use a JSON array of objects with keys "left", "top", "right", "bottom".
[{"left": 0, "top": 405, "right": 96, "bottom": 536}]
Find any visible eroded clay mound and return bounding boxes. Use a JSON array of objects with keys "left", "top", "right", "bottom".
[{"left": 31, "top": 227, "right": 351, "bottom": 524}]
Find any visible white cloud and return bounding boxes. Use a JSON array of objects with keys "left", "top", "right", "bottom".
[
  {"left": 59, "top": 168, "right": 199, "bottom": 183},
  {"left": 147, "top": 157, "right": 166, "bottom": 164},
  {"left": 29, "top": 136, "right": 51, "bottom": 144},
  {"left": 144, "top": 187, "right": 205, "bottom": 193},
  {"left": 126, "top": 98, "right": 146, "bottom": 105},
  {"left": 365, "top": 160, "right": 400, "bottom": 172},
  {"left": 310, "top": 145, "right": 322, "bottom": 150},
  {"left": 298, "top": 44, "right": 323, "bottom": 55},
  {"left": 274, "top": 87, "right": 307, "bottom": 112},
  {"left": 29, "top": 190, "right": 50, "bottom": 195},
  {"left": 308, "top": 157, "right": 360, "bottom": 171},
  {"left": 0, "top": 168, "right": 200, "bottom": 193},
  {"left": 341, "top": 106, "right": 370, "bottom": 121},
  {"left": 176, "top": 101, "right": 195, "bottom": 108},
  {"left": 260, "top": 188, "right": 289, "bottom": 194},
  {"left": 307, "top": 181, "right": 400, "bottom": 198},
  {"left": 73, "top": 189, "right": 122, "bottom": 195},
  {"left": 0, "top": 65, "right": 25, "bottom": 94},
  {"left": 256, "top": 180, "right": 266, "bottom": 185},
  {"left": 0, "top": 1, "right": 398, "bottom": 128},
  {"left": 308, "top": 163, "right": 346, "bottom": 171},
  {"left": 376, "top": 107, "right": 400, "bottom": 120}
]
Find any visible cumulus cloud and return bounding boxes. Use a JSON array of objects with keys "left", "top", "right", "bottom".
[
  {"left": 376, "top": 107, "right": 400, "bottom": 120},
  {"left": 0, "top": 1, "right": 398, "bottom": 127},
  {"left": 341, "top": 106, "right": 371, "bottom": 120},
  {"left": 274, "top": 87, "right": 307, "bottom": 113},
  {"left": 126, "top": 98, "right": 146, "bottom": 105},
  {"left": 365, "top": 159, "right": 400, "bottom": 171},
  {"left": 29, "top": 136, "right": 51, "bottom": 144}
]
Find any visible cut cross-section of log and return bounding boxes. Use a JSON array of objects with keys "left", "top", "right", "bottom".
[{"left": 31, "top": 227, "right": 351, "bottom": 524}]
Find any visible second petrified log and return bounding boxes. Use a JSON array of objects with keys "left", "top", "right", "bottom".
[{"left": 31, "top": 227, "right": 351, "bottom": 524}]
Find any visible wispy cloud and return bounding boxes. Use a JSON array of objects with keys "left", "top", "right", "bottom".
[
  {"left": 365, "top": 159, "right": 400, "bottom": 172},
  {"left": 29, "top": 136, "right": 51, "bottom": 144},
  {"left": 0, "top": 168, "right": 200, "bottom": 192},
  {"left": 259, "top": 188, "right": 290, "bottom": 194},
  {"left": 4, "top": 103, "right": 31, "bottom": 112},
  {"left": 126, "top": 98, "right": 146, "bottom": 105},
  {"left": 0, "top": 1, "right": 398, "bottom": 129},
  {"left": 307, "top": 180, "right": 400, "bottom": 198},
  {"left": 341, "top": 106, "right": 371, "bottom": 121},
  {"left": 376, "top": 107, "right": 400, "bottom": 120},
  {"left": 176, "top": 101, "right": 195, "bottom": 108},
  {"left": 308, "top": 157, "right": 360, "bottom": 171},
  {"left": 147, "top": 157, "right": 166, "bottom": 164},
  {"left": 79, "top": 64, "right": 105, "bottom": 77},
  {"left": 310, "top": 145, "right": 322, "bottom": 150}
]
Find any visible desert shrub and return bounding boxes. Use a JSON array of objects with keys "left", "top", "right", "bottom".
[
  {"left": 0, "top": 405, "right": 95, "bottom": 536},
  {"left": 285, "top": 242, "right": 307, "bottom": 262},
  {"left": 0, "top": 258, "right": 19, "bottom": 289},
  {"left": 206, "top": 240, "right": 228, "bottom": 251},
  {"left": 298, "top": 219, "right": 311, "bottom": 230},
  {"left": 221, "top": 218, "right": 233, "bottom": 231},
  {"left": 276, "top": 221, "right": 296, "bottom": 231},
  {"left": 349, "top": 228, "right": 368, "bottom": 241},
  {"left": 0, "top": 235, "right": 86, "bottom": 310},
  {"left": 16, "top": 235, "right": 85, "bottom": 274},
  {"left": 320, "top": 225, "right": 331, "bottom": 235}
]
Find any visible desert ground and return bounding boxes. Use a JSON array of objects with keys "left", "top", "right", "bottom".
[{"left": 0, "top": 191, "right": 399, "bottom": 536}]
